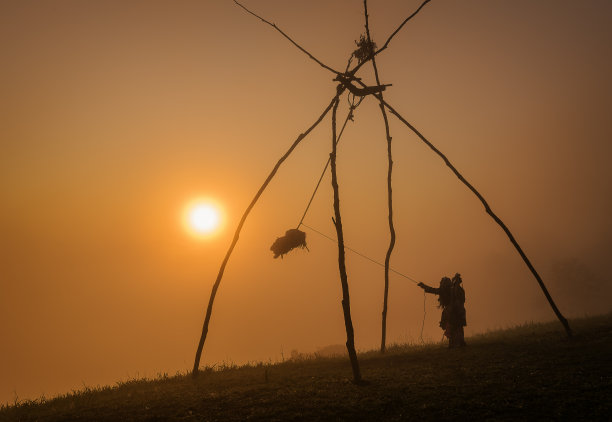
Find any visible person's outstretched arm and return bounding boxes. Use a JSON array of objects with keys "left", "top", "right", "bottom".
[{"left": 418, "top": 282, "right": 440, "bottom": 295}]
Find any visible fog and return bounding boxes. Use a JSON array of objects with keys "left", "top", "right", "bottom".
[{"left": 1, "top": 0, "right": 611, "bottom": 404}]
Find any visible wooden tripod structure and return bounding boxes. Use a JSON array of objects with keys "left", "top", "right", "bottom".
[{"left": 192, "top": 0, "right": 572, "bottom": 382}]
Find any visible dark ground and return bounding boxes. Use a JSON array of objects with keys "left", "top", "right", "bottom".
[{"left": 2, "top": 313, "right": 611, "bottom": 421}]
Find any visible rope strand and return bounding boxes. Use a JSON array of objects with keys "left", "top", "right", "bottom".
[
  {"left": 300, "top": 222, "right": 420, "bottom": 285},
  {"left": 420, "top": 290, "right": 426, "bottom": 344},
  {"left": 300, "top": 222, "right": 428, "bottom": 345},
  {"left": 297, "top": 96, "right": 363, "bottom": 229}
]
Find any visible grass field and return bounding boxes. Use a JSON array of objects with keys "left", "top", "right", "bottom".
[{"left": 2, "top": 313, "right": 611, "bottom": 421}]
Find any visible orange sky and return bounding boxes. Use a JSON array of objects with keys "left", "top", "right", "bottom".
[{"left": 1, "top": 0, "right": 612, "bottom": 404}]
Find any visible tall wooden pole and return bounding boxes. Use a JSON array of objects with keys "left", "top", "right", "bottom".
[
  {"left": 330, "top": 92, "right": 362, "bottom": 383},
  {"left": 363, "top": 0, "right": 396, "bottom": 354}
]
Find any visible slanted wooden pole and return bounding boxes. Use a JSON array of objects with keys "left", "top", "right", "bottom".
[
  {"left": 363, "top": 0, "right": 396, "bottom": 354},
  {"left": 377, "top": 96, "right": 573, "bottom": 338},
  {"left": 330, "top": 92, "right": 362, "bottom": 383},
  {"left": 192, "top": 96, "right": 340, "bottom": 376}
]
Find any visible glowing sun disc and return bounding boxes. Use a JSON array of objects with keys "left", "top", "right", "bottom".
[
  {"left": 190, "top": 205, "right": 219, "bottom": 233},
  {"left": 184, "top": 200, "right": 223, "bottom": 237}
]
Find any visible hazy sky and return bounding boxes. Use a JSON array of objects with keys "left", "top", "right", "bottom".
[{"left": 2, "top": 0, "right": 612, "bottom": 404}]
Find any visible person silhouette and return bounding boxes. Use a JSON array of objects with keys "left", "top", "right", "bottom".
[
  {"left": 418, "top": 274, "right": 467, "bottom": 348},
  {"left": 450, "top": 273, "right": 467, "bottom": 347},
  {"left": 418, "top": 277, "right": 453, "bottom": 342}
]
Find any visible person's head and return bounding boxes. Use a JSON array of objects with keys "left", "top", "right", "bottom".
[
  {"left": 440, "top": 277, "right": 452, "bottom": 288},
  {"left": 453, "top": 273, "right": 462, "bottom": 284}
]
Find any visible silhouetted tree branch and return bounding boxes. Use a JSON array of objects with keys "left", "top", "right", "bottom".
[
  {"left": 234, "top": 0, "right": 343, "bottom": 76},
  {"left": 233, "top": 0, "right": 432, "bottom": 84},
  {"left": 378, "top": 0, "right": 432, "bottom": 54},
  {"left": 192, "top": 93, "right": 344, "bottom": 376},
  {"left": 363, "top": 0, "right": 396, "bottom": 354},
  {"left": 348, "top": 0, "right": 433, "bottom": 77}
]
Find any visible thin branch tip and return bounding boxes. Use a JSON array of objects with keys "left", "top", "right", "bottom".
[{"left": 233, "top": 0, "right": 342, "bottom": 76}]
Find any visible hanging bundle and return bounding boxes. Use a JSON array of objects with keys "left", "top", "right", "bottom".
[{"left": 270, "top": 228, "right": 308, "bottom": 258}]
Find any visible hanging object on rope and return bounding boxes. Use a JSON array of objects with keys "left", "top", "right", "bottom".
[{"left": 270, "top": 228, "right": 308, "bottom": 259}]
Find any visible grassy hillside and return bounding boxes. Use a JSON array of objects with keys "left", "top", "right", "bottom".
[{"left": 3, "top": 313, "right": 611, "bottom": 421}]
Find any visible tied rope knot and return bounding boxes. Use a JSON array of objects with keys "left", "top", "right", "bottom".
[{"left": 334, "top": 74, "right": 392, "bottom": 97}]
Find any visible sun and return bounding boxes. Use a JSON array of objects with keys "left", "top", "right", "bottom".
[{"left": 183, "top": 199, "right": 224, "bottom": 238}]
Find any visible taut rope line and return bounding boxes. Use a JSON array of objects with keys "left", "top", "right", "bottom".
[
  {"left": 301, "top": 222, "right": 429, "bottom": 345},
  {"left": 300, "top": 222, "right": 420, "bottom": 285}
]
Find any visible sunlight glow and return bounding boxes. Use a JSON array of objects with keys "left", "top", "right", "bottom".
[{"left": 183, "top": 199, "right": 224, "bottom": 238}]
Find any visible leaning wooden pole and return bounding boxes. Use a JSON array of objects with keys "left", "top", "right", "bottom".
[
  {"left": 192, "top": 96, "right": 340, "bottom": 376},
  {"left": 377, "top": 97, "right": 573, "bottom": 338},
  {"left": 330, "top": 91, "right": 362, "bottom": 383},
  {"left": 364, "top": 0, "right": 396, "bottom": 354}
]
